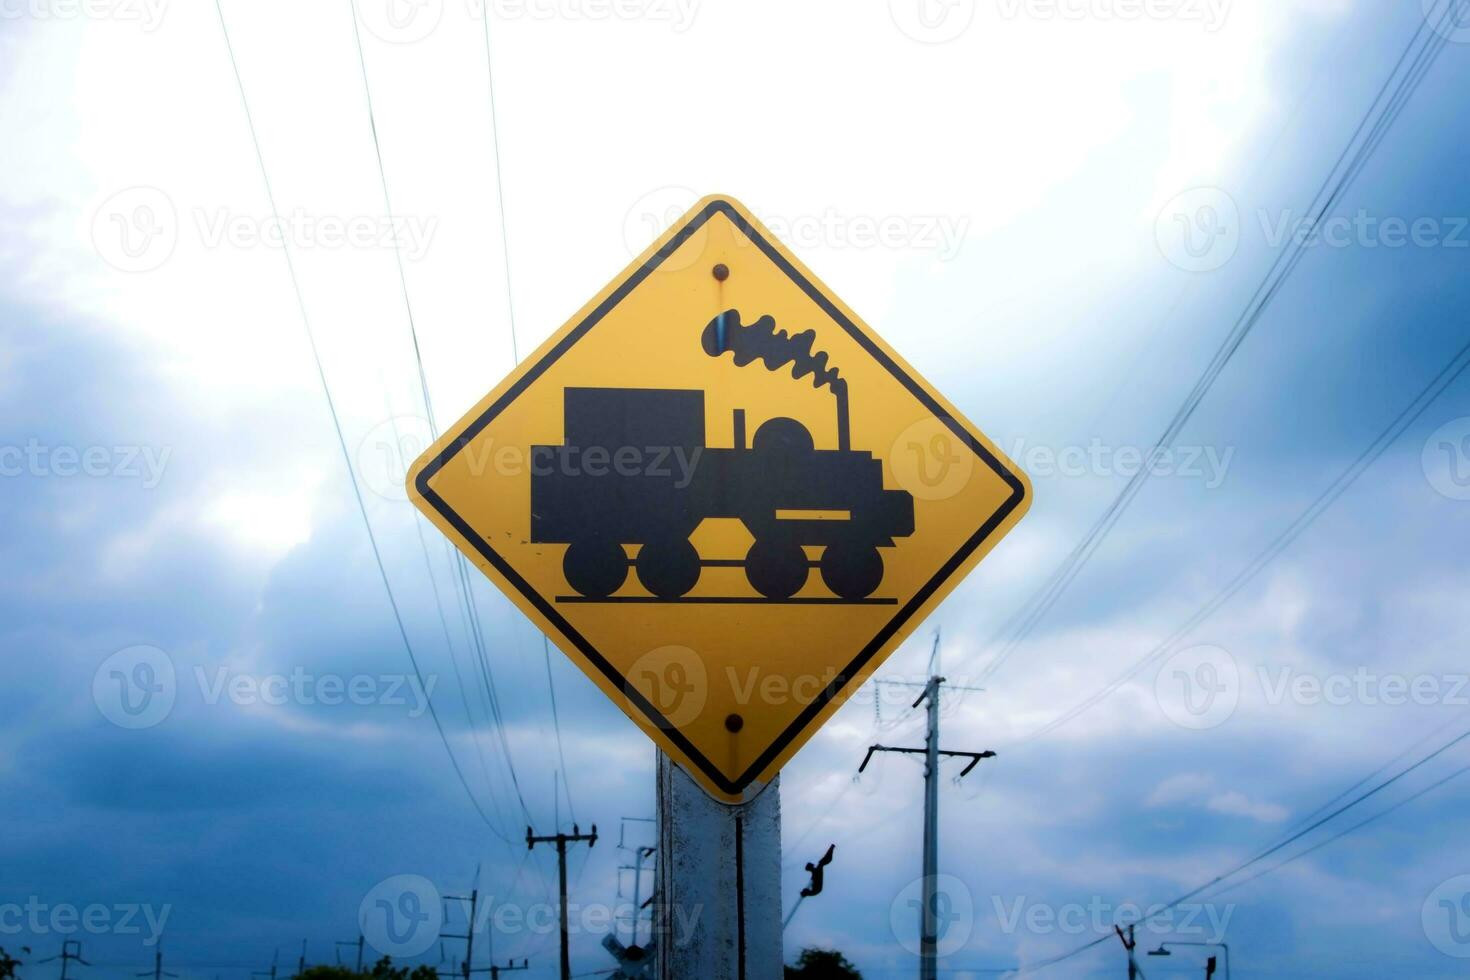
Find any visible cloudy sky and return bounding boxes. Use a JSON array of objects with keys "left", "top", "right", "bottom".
[{"left": 5, "top": 0, "right": 1470, "bottom": 976}]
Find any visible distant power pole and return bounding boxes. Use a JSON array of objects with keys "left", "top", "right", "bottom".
[
  {"left": 527, "top": 823, "right": 597, "bottom": 980},
  {"left": 252, "top": 949, "right": 279, "bottom": 980},
  {"left": 615, "top": 815, "right": 657, "bottom": 948},
  {"left": 335, "top": 937, "right": 364, "bottom": 974},
  {"left": 136, "top": 946, "right": 178, "bottom": 980},
  {"left": 617, "top": 846, "right": 656, "bottom": 946},
  {"left": 38, "top": 941, "right": 88, "bottom": 980},
  {"left": 295, "top": 940, "right": 307, "bottom": 979},
  {"left": 1114, "top": 925, "right": 1140, "bottom": 980},
  {"left": 860, "top": 631, "right": 994, "bottom": 980},
  {"left": 441, "top": 882, "right": 479, "bottom": 980}
]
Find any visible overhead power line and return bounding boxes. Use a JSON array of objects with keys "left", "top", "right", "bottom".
[
  {"left": 472, "top": 1, "right": 579, "bottom": 833},
  {"left": 345, "top": 0, "right": 545, "bottom": 844},
  {"left": 1210, "top": 759, "right": 1470, "bottom": 899},
  {"left": 212, "top": 0, "right": 506, "bottom": 841},
  {"left": 998, "top": 721, "right": 1470, "bottom": 976},
  {"left": 1012, "top": 330, "right": 1470, "bottom": 744},
  {"left": 971, "top": 4, "right": 1455, "bottom": 688}
]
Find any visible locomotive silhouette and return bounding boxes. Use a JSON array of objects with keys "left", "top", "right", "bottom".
[{"left": 531, "top": 310, "right": 915, "bottom": 602}]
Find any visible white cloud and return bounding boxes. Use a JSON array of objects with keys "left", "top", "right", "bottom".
[{"left": 1147, "top": 771, "right": 1288, "bottom": 823}]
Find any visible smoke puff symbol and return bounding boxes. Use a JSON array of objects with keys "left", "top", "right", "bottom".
[{"left": 701, "top": 309, "right": 847, "bottom": 397}]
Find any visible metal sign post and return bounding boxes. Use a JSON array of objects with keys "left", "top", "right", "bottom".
[{"left": 656, "top": 754, "right": 782, "bottom": 979}]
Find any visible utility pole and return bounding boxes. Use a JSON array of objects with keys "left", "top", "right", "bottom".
[
  {"left": 617, "top": 846, "right": 655, "bottom": 946},
  {"left": 442, "top": 868, "right": 531, "bottom": 980},
  {"left": 1147, "top": 941, "right": 1229, "bottom": 980},
  {"left": 136, "top": 946, "right": 177, "bottom": 980},
  {"left": 615, "top": 815, "right": 656, "bottom": 949},
  {"left": 335, "top": 937, "right": 363, "bottom": 974},
  {"left": 858, "top": 634, "right": 994, "bottom": 980},
  {"left": 441, "top": 882, "right": 479, "bottom": 980},
  {"left": 295, "top": 941, "right": 307, "bottom": 980},
  {"left": 1114, "top": 925, "right": 1141, "bottom": 980},
  {"left": 38, "top": 941, "right": 88, "bottom": 980},
  {"left": 527, "top": 823, "right": 598, "bottom": 980},
  {"left": 252, "top": 949, "right": 278, "bottom": 980}
]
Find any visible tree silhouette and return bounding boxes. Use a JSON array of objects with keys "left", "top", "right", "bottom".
[
  {"left": 299, "top": 958, "right": 436, "bottom": 980},
  {"left": 784, "top": 946, "right": 862, "bottom": 979}
]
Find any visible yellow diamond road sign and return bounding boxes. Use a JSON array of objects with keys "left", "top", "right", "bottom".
[{"left": 408, "top": 195, "right": 1030, "bottom": 803}]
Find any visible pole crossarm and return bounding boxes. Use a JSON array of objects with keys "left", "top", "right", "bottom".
[
  {"left": 527, "top": 824, "right": 598, "bottom": 980},
  {"left": 859, "top": 744, "right": 997, "bottom": 777}
]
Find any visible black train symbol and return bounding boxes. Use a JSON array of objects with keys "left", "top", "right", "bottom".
[{"left": 531, "top": 310, "right": 914, "bottom": 602}]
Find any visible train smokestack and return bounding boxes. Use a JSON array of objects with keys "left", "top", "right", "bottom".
[{"left": 701, "top": 309, "right": 850, "bottom": 451}]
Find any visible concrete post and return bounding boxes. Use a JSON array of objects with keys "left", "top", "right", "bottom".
[
  {"left": 919, "top": 675, "right": 942, "bottom": 980},
  {"left": 655, "top": 753, "right": 782, "bottom": 979}
]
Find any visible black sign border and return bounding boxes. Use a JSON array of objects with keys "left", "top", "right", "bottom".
[{"left": 416, "top": 198, "right": 1028, "bottom": 796}]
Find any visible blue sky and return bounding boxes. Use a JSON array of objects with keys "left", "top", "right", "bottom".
[{"left": 5, "top": 1, "right": 1470, "bottom": 977}]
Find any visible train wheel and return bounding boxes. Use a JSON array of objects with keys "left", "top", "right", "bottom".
[
  {"left": 820, "top": 543, "right": 884, "bottom": 600},
  {"left": 746, "top": 539, "right": 808, "bottom": 600},
  {"left": 636, "top": 537, "right": 701, "bottom": 599},
  {"left": 563, "top": 537, "right": 627, "bottom": 598}
]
